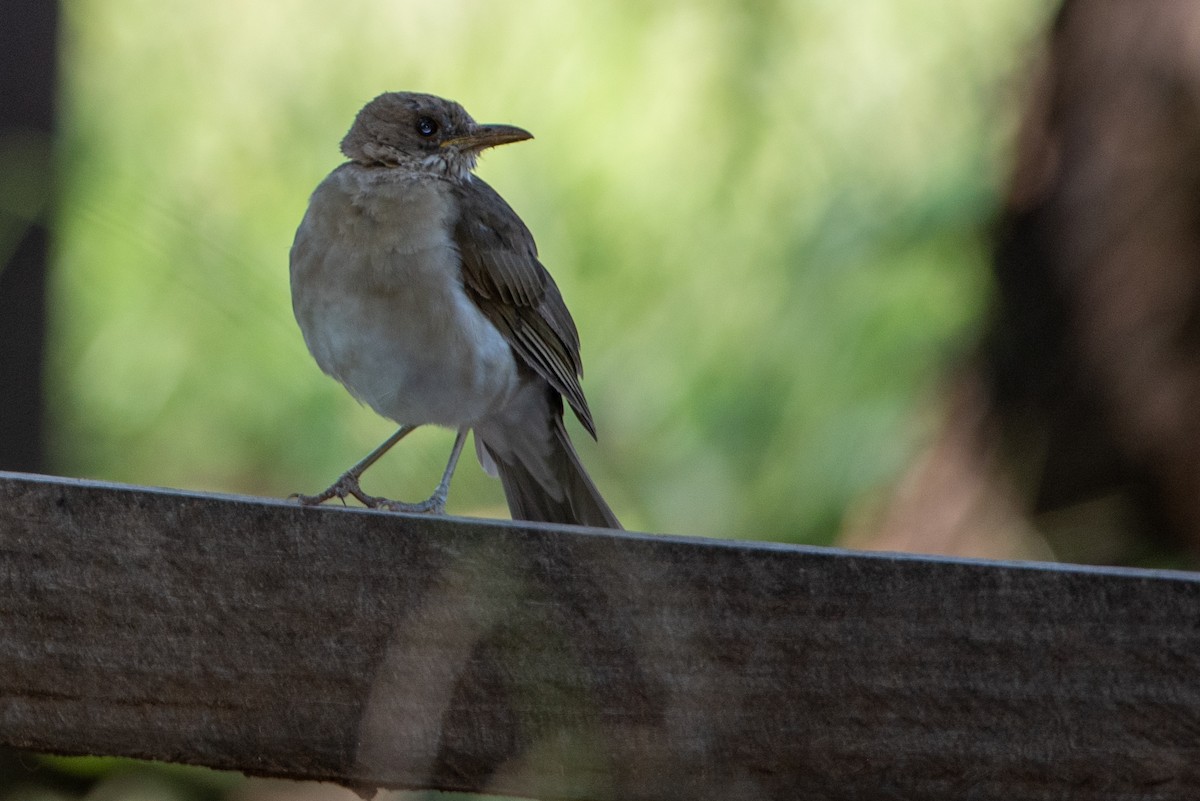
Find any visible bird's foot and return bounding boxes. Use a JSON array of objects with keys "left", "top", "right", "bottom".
[
  {"left": 376, "top": 475, "right": 452, "bottom": 515},
  {"left": 376, "top": 492, "right": 447, "bottom": 516},
  {"left": 291, "top": 471, "right": 377, "bottom": 508},
  {"left": 292, "top": 474, "right": 449, "bottom": 516}
]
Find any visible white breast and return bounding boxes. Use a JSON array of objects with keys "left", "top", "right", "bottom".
[{"left": 290, "top": 165, "right": 520, "bottom": 427}]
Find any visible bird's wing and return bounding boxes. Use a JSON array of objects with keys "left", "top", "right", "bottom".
[{"left": 453, "top": 176, "right": 596, "bottom": 437}]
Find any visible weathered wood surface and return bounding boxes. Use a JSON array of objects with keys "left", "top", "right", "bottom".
[{"left": 0, "top": 471, "right": 1199, "bottom": 800}]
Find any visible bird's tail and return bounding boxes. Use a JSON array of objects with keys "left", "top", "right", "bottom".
[{"left": 477, "top": 412, "right": 621, "bottom": 530}]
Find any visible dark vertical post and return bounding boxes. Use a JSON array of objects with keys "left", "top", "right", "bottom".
[{"left": 0, "top": 0, "right": 59, "bottom": 472}]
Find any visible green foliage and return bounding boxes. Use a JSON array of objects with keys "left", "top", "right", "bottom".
[{"left": 51, "top": 0, "right": 1053, "bottom": 542}]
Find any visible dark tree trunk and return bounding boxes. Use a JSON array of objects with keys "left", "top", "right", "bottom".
[
  {"left": 0, "top": 0, "right": 58, "bottom": 473},
  {"left": 850, "top": 0, "right": 1200, "bottom": 566}
]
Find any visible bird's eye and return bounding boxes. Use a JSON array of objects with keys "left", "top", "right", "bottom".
[{"left": 416, "top": 116, "right": 439, "bottom": 137}]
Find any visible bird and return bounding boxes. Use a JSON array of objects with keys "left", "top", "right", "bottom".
[{"left": 289, "top": 91, "right": 621, "bottom": 529}]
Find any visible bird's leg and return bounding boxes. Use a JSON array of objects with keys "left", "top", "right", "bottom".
[
  {"left": 292, "top": 424, "right": 419, "bottom": 507},
  {"left": 377, "top": 427, "right": 469, "bottom": 515}
]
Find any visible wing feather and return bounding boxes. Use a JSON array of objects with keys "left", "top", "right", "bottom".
[{"left": 453, "top": 177, "right": 595, "bottom": 437}]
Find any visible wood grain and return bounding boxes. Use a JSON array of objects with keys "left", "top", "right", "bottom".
[{"left": 0, "top": 471, "right": 1198, "bottom": 800}]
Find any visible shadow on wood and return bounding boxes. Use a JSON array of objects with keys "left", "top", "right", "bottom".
[{"left": 0, "top": 471, "right": 1198, "bottom": 800}]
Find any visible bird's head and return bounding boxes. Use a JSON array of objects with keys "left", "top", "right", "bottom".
[{"left": 339, "top": 91, "right": 532, "bottom": 180}]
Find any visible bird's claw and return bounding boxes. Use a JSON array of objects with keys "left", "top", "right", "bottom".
[
  {"left": 289, "top": 488, "right": 342, "bottom": 506},
  {"left": 291, "top": 473, "right": 372, "bottom": 507},
  {"left": 376, "top": 496, "right": 446, "bottom": 515},
  {"left": 292, "top": 474, "right": 449, "bottom": 516},
  {"left": 376, "top": 479, "right": 451, "bottom": 514}
]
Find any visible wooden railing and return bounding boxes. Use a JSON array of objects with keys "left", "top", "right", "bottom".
[{"left": 0, "top": 471, "right": 1197, "bottom": 800}]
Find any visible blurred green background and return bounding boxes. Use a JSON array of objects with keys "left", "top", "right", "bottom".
[
  {"left": 49, "top": 0, "right": 1053, "bottom": 543},
  {"left": 13, "top": 1, "right": 1060, "bottom": 799}
]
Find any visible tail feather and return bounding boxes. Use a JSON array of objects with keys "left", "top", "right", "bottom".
[{"left": 482, "top": 417, "right": 621, "bottom": 529}]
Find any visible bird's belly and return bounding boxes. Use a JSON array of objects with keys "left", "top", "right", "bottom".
[{"left": 293, "top": 249, "right": 520, "bottom": 428}]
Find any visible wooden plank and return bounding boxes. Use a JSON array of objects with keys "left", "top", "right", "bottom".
[{"left": 0, "top": 471, "right": 1198, "bottom": 800}]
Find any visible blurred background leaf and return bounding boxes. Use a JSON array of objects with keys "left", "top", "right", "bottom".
[{"left": 49, "top": 0, "right": 1052, "bottom": 542}]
